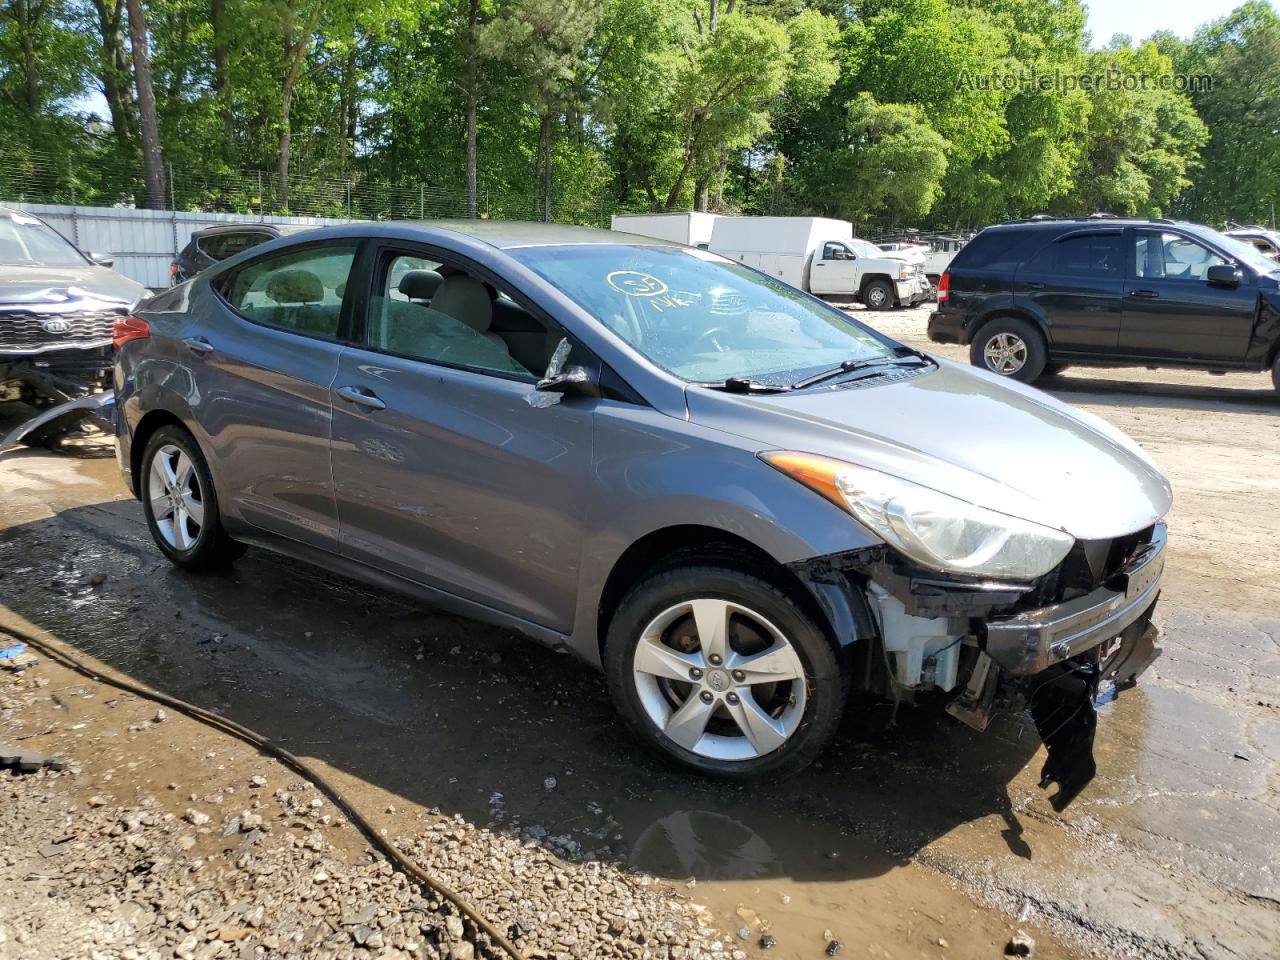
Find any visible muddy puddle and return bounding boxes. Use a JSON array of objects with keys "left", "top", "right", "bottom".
[{"left": 3, "top": 439, "right": 1279, "bottom": 958}]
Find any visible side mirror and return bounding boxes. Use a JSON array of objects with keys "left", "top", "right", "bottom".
[
  {"left": 88, "top": 251, "right": 115, "bottom": 268},
  {"left": 1206, "top": 264, "right": 1242, "bottom": 287},
  {"left": 528, "top": 337, "right": 597, "bottom": 407}
]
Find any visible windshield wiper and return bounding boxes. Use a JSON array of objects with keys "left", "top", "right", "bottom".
[
  {"left": 788, "top": 355, "right": 921, "bottom": 389},
  {"left": 703, "top": 376, "right": 792, "bottom": 394}
]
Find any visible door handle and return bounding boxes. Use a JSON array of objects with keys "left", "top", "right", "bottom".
[
  {"left": 335, "top": 385, "right": 386, "bottom": 411},
  {"left": 1024, "top": 281, "right": 1046, "bottom": 289},
  {"left": 1129, "top": 289, "right": 1159, "bottom": 298},
  {"left": 182, "top": 336, "right": 214, "bottom": 355}
]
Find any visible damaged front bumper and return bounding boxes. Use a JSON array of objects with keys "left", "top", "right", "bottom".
[
  {"left": 982, "top": 523, "right": 1165, "bottom": 676},
  {"left": 791, "top": 523, "right": 1167, "bottom": 808}
]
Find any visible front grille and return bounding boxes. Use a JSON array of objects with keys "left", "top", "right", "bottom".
[
  {"left": 0, "top": 309, "right": 122, "bottom": 350},
  {"left": 1025, "top": 525, "right": 1157, "bottom": 606}
]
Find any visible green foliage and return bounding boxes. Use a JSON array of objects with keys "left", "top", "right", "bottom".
[
  {"left": 0, "top": 0, "right": 1268, "bottom": 230},
  {"left": 1172, "top": 1, "right": 1280, "bottom": 224}
]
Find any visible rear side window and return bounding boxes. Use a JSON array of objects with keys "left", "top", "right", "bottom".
[
  {"left": 224, "top": 243, "right": 357, "bottom": 339},
  {"left": 1024, "top": 233, "right": 1121, "bottom": 276},
  {"left": 198, "top": 231, "right": 271, "bottom": 261},
  {"left": 947, "top": 229, "right": 1031, "bottom": 272}
]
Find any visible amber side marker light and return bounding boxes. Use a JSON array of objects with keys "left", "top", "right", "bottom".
[{"left": 759, "top": 451, "right": 850, "bottom": 510}]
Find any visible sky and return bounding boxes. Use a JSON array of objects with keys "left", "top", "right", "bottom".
[{"left": 1086, "top": 0, "right": 1273, "bottom": 47}]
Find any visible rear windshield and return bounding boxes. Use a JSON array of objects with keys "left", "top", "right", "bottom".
[{"left": 948, "top": 228, "right": 1035, "bottom": 273}]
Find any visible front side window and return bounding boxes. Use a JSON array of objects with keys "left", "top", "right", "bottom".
[
  {"left": 823, "top": 242, "right": 852, "bottom": 261},
  {"left": 0, "top": 210, "right": 85, "bottom": 267},
  {"left": 363, "top": 252, "right": 554, "bottom": 379},
  {"left": 224, "top": 243, "right": 356, "bottom": 338},
  {"left": 510, "top": 244, "right": 898, "bottom": 385},
  {"left": 1134, "top": 232, "right": 1227, "bottom": 281},
  {"left": 1026, "top": 233, "right": 1121, "bottom": 276}
]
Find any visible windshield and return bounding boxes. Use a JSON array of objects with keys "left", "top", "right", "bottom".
[
  {"left": 510, "top": 244, "right": 899, "bottom": 385},
  {"left": 1205, "top": 227, "right": 1280, "bottom": 275},
  {"left": 849, "top": 239, "right": 883, "bottom": 258},
  {"left": 0, "top": 211, "right": 86, "bottom": 267}
]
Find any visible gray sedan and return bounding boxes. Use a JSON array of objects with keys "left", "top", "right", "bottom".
[{"left": 114, "top": 221, "right": 1171, "bottom": 803}]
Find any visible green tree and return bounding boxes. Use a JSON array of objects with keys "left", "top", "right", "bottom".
[
  {"left": 1064, "top": 42, "right": 1206, "bottom": 217},
  {"left": 1173, "top": 1, "right": 1280, "bottom": 223}
]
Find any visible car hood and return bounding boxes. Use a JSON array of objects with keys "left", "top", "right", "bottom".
[
  {"left": 0, "top": 264, "right": 145, "bottom": 309},
  {"left": 685, "top": 359, "right": 1172, "bottom": 541}
]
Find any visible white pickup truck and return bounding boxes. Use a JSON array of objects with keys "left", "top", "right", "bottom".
[{"left": 708, "top": 216, "right": 930, "bottom": 309}]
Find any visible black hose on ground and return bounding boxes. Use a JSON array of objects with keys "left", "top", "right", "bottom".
[{"left": 1, "top": 623, "right": 525, "bottom": 960}]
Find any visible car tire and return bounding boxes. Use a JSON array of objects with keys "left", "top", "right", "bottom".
[
  {"left": 863, "top": 279, "right": 895, "bottom": 311},
  {"left": 1272, "top": 353, "right": 1280, "bottom": 393},
  {"left": 140, "top": 425, "right": 244, "bottom": 571},
  {"left": 970, "top": 317, "right": 1047, "bottom": 383},
  {"left": 604, "top": 564, "right": 846, "bottom": 780}
]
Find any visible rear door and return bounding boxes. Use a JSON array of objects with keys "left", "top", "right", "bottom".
[
  {"left": 189, "top": 240, "right": 359, "bottom": 550},
  {"left": 329, "top": 242, "right": 596, "bottom": 631},
  {"left": 809, "top": 241, "right": 860, "bottom": 295},
  {"left": 1120, "top": 229, "right": 1256, "bottom": 361},
  {"left": 1014, "top": 229, "right": 1124, "bottom": 350}
]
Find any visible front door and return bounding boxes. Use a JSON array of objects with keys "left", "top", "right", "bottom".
[
  {"left": 1014, "top": 230, "right": 1124, "bottom": 350},
  {"left": 191, "top": 240, "right": 358, "bottom": 550},
  {"left": 329, "top": 245, "right": 596, "bottom": 632},
  {"left": 1120, "top": 229, "right": 1257, "bottom": 361},
  {"left": 809, "top": 241, "right": 861, "bottom": 296}
]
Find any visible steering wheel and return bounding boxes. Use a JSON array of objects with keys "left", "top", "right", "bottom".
[{"left": 693, "top": 327, "right": 731, "bottom": 352}]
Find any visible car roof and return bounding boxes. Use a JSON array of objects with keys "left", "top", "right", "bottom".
[
  {"left": 191, "top": 222, "right": 307, "bottom": 238},
  {"left": 409, "top": 219, "right": 672, "bottom": 249}
]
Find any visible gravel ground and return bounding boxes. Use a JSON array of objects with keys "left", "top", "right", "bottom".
[{"left": 1, "top": 647, "right": 734, "bottom": 960}]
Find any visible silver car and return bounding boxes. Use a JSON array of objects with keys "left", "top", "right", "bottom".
[{"left": 114, "top": 221, "right": 1171, "bottom": 805}]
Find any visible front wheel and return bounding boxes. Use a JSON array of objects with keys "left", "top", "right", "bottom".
[
  {"left": 141, "top": 425, "right": 244, "bottom": 571},
  {"left": 1271, "top": 353, "right": 1280, "bottom": 393},
  {"left": 862, "top": 279, "right": 895, "bottom": 311},
  {"left": 604, "top": 566, "right": 846, "bottom": 780},
  {"left": 970, "top": 317, "right": 1048, "bottom": 383}
]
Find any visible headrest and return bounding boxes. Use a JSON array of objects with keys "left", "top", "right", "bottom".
[
  {"left": 265, "top": 269, "right": 323, "bottom": 304},
  {"left": 398, "top": 269, "right": 443, "bottom": 301},
  {"left": 430, "top": 273, "right": 492, "bottom": 333}
]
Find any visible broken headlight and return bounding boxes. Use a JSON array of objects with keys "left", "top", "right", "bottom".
[{"left": 762, "top": 452, "right": 1074, "bottom": 580}]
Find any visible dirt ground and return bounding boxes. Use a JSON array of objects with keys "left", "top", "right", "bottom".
[{"left": 1, "top": 303, "right": 1278, "bottom": 960}]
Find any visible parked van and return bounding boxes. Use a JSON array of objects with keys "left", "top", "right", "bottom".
[{"left": 709, "top": 217, "right": 930, "bottom": 309}]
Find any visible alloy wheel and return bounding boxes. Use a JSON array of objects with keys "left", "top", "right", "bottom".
[
  {"left": 147, "top": 443, "right": 205, "bottom": 551},
  {"left": 983, "top": 332, "right": 1028, "bottom": 375},
  {"left": 632, "top": 599, "right": 807, "bottom": 762}
]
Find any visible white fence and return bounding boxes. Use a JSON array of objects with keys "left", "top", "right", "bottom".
[{"left": 9, "top": 203, "right": 354, "bottom": 289}]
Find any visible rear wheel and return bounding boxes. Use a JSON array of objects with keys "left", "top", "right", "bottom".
[
  {"left": 141, "top": 426, "right": 244, "bottom": 571},
  {"left": 970, "top": 317, "right": 1047, "bottom": 383},
  {"left": 605, "top": 565, "right": 846, "bottom": 780},
  {"left": 862, "top": 279, "right": 895, "bottom": 311}
]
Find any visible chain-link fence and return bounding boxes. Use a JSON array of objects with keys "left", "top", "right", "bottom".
[{"left": 0, "top": 147, "right": 630, "bottom": 227}]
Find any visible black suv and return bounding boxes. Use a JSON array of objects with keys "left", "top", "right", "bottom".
[
  {"left": 171, "top": 224, "right": 312, "bottom": 285},
  {"left": 928, "top": 217, "right": 1280, "bottom": 391}
]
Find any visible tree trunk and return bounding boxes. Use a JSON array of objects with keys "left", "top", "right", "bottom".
[
  {"left": 277, "top": 5, "right": 318, "bottom": 209},
  {"left": 16, "top": 0, "right": 40, "bottom": 114},
  {"left": 125, "top": 0, "right": 165, "bottom": 209},
  {"left": 91, "top": 0, "right": 137, "bottom": 149},
  {"left": 693, "top": 177, "right": 708, "bottom": 212},
  {"left": 210, "top": 0, "right": 233, "bottom": 155},
  {"left": 465, "top": 0, "right": 479, "bottom": 218},
  {"left": 537, "top": 112, "right": 554, "bottom": 222}
]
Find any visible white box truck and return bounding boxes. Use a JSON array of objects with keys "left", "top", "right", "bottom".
[
  {"left": 610, "top": 212, "right": 719, "bottom": 248},
  {"left": 708, "top": 216, "right": 930, "bottom": 309}
]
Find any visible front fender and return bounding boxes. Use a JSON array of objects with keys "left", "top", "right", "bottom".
[{"left": 566, "top": 404, "right": 882, "bottom": 665}]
